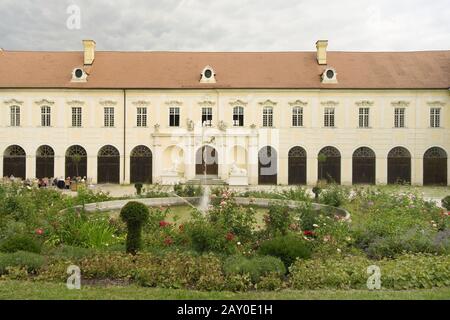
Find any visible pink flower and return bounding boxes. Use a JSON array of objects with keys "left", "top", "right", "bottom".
[
  {"left": 159, "top": 221, "right": 170, "bottom": 228},
  {"left": 226, "top": 232, "right": 235, "bottom": 241},
  {"left": 164, "top": 237, "right": 173, "bottom": 246},
  {"left": 35, "top": 228, "right": 44, "bottom": 235},
  {"left": 303, "top": 230, "right": 315, "bottom": 236}
]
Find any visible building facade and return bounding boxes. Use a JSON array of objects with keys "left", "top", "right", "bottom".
[{"left": 0, "top": 40, "right": 449, "bottom": 186}]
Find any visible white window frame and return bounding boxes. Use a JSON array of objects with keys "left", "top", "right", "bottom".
[
  {"left": 358, "top": 107, "right": 369, "bottom": 128},
  {"left": 324, "top": 107, "right": 335, "bottom": 127},
  {"left": 41, "top": 105, "right": 51, "bottom": 127},
  {"left": 292, "top": 107, "right": 303, "bottom": 127},
  {"left": 430, "top": 108, "right": 441, "bottom": 128},
  {"left": 137, "top": 107, "right": 147, "bottom": 127},
  {"left": 71, "top": 107, "right": 82, "bottom": 127},
  {"left": 104, "top": 107, "right": 115, "bottom": 127},
  {"left": 202, "top": 107, "right": 212, "bottom": 127},
  {"left": 233, "top": 106, "right": 244, "bottom": 127},
  {"left": 10, "top": 105, "right": 20, "bottom": 127},
  {"left": 394, "top": 107, "right": 405, "bottom": 128},
  {"left": 169, "top": 107, "right": 180, "bottom": 127},
  {"left": 263, "top": 107, "right": 273, "bottom": 127}
]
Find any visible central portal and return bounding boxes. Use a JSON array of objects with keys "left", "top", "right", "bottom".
[{"left": 196, "top": 146, "right": 218, "bottom": 175}]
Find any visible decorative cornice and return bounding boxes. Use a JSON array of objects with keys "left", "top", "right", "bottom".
[
  {"left": 132, "top": 100, "right": 151, "bottom": 107},
  {"left": 99, "top": 100, "right": 118, "bottom": 106},
  {"left": 320, "top": 100, "right": 339, "bottom": 106},
  {"left": 3, "top": 98, "right": 24, "bottom": 105},
  {"left": 34, "top": 99, "right": 55, "bottom": 106},
  {"left": 259, "top": 99, "right": 278, "bottom": 107},
  {"left": 391, "top": 100, "right": 410, "bottom": 107},
  {"left": 426, "top": 101, "right": 445, "bottom": 107},
  {"left": 229, "top": 99, "right": 248, "bottom": 107},
  {"left": 288, "top": 99, "right": 308, "bottom": 106},
  {"left": 67, "top": 100, "right": 85, "bottom": 106},
  {"left": 198, "top": 100, "right": 216, "bottom": 107},
  {"left": 165, "top": 100, "right": 183, "bottom": 107},
  {"left": 355, "top": 100, "right": 374, "bottom": 107}
]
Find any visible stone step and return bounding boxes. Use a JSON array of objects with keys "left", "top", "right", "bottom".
[{"left": 185, "top": 178, "right": 227, "bottom": 185}]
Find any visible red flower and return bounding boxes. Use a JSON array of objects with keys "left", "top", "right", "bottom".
[
  {"left": 303, "top": 230, "right": 315, "bottom": 236},
  {"left": 226, "top": 232, "right": 235, "bottom": 241},
  {"left": 164, "top": 237, "right": 173, "bottom": 246},
  {"left": 159, "top": 221, "right": 170, "bottom": 228},
  {"left": 35, "top": 228, "right": 44, "bottom": 235}
]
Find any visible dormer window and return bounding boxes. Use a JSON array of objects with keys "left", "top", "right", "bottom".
[
  {"left": 200, "top": 66, "right": 216, "bottom": 83},
  {"left": 71, "top": 67, "right": 87, "bottom": 82},
  {"left": 321, "top": 67, "right": 337, "bottom": 84}
]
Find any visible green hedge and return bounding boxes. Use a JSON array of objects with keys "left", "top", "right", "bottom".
[
  {"left": 0, "top": 251, "right": 45, "bottom": 274},
  {"left": 223, "top": 255, "right": 286, "bottom": 282}
]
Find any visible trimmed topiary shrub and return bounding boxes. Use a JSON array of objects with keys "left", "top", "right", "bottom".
[
  {"left": 120, "top": 201, "right": 149, "bottom": 254},
  {"left": 0, "top": 234, "right": 42, "bottom": 254},
  {"left": 223, "top": 255, "right": 286, "bottom": 283},
  {"left": 258, "top": 234, "right": 312, "bottom": 268},
  {"left": 0, "top": 251, "right": 45, "bottom": 274},
  {"left": 134, "top": 183, "right": 143, "bottom": 195}
]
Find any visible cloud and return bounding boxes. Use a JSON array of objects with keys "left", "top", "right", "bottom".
[{"left": 0, "top": 0, "right": 448, "bottom": 51}]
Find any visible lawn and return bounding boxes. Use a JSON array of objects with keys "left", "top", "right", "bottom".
[{"left": 1, "top": 281, "right": 449, "bottom": 300}]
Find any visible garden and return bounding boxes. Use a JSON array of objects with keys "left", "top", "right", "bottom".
[{"left": 0, "top": 181, "right": 449, "bottom": 299}]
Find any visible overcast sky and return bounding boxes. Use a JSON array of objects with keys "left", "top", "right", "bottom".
[{"left": 1, "top": 0, "right": 449, "bottom": 52}]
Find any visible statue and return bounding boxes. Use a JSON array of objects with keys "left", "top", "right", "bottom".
[
  {"left": 187, "top": 119, "right": 195, "bottom": 131},
  {"left": 154, "top": 124, "right": 160, "bottom": 133},
  {"left": 218, "top": 120, "right": 227, "bottom": 131},
  {"left": 229, "top": 162, "right": 247, "bottom": 176},
  {"left": 163, "top": 158, "right": 182, "bottom": 175}
]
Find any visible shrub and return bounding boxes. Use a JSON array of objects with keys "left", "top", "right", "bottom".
[
  {"left": 120, "top": 201, "right": 149, "bottom": 254},
  {"left": 0, "top": 234, "right": 42, "bottom": 254},
  {"left": 46, "top": 245, "right": 96, "bottom": 260},
  {"left": 258, "top": 234, "right": 312, "bottom": 268},
  {"left": 264, "top": 204, "right": 293, "bottom": 236},
  {"left": 319, "top": 185, "right": 349, "bottom": 207},
  {"left": 185, "top": 222, "right": 234, "bottom": 254},
  {"left": 134, "top": 183, "right": 143, "bottom": 195},
  {"left": 174, "top": 184, "right": 203, "bottom": 197},
  {"left": 0, "top": 251, "right": 45, "bottom": 274},
  {"left": 223, "top": 255, "right": 286, "bottom": 283},
  {"left": 442, "top": 196, "right": 450, "bottom": 210}
]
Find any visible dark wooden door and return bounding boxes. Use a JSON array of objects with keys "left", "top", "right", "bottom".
[
  {"left": 388, "top": 158, "right": 411, "bottom": 184},
  {"left": 424, "top": 158, "right": 447, "bottom": 185},
  {"left": 98, "top": 156, "right": 120, "bottom": 183},
  {"left": 65, "top": 156, "right": 87, "bottom": 178},
  {"left": 258, "top": 146, "right": 277, "bottom": 185},
  {"left": 318, "top": 157, "right": 341, "bottom": 184},
  {"left": 288, "top": 147, "right": 306, "bottom": 185},
  {"left": 36, "top": 157, "right": 54, "bottom": 179},
  {"left": 131, "top": 156, "right": 152, "bottom": 183},
  {"left": 3, "top": 157, "right": 26, "bottom": 179},
  {"left": 352, "top": 157, "right": 375, "bottom": 184},
  {"left": 196, "top": 146, "right": 218, "bottom": 175}
]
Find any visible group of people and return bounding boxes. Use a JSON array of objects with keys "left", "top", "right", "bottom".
[{"left": 3, "top": 175, "right": 88, "bottom": 190}]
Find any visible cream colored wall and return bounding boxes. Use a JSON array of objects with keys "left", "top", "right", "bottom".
[{"left": 1, "top": 88, "right": 449, "bottom": 185}]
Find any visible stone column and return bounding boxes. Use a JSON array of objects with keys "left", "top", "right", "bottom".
[
  {"left": 54, "top": 155, "right": 65, "bottom": 179},
  {"left": 306, "top": 155, "right": 317, "bottom": 185},
  {"left": 376, "top": 156, "right": 387, "bottom": 185},
  {"left": 341, "top": 156, "right": 352, "bottom": 185},
  {"left": 27, "top": 155, "right": 36, "bottom": 179},
  {"left": 248, "top": 133, "right": 259, "bottom": 185},
  {"left": 87, "top": 155, "right": 97, "bottom": 184},
  {"left": 411, "top": 156, "right": 422, "bottom": 186}
]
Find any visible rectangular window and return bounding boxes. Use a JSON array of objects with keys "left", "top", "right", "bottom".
[
  {"left": 358, "top": 107, "right": 369, "bottom": 128},
  {"left": 394, "top": 108, "right": 405, "bottom": 128},
  {"left": 137, "top": 107, "right": 147, "bottom": 127},
  {"left": 292, "top": 107, "right": 303, "bottom": 127},
  {"left": 263, "top": 107, "right": 273, "bottom": 127},
  {"left": 10, "top": 105, "right": 20, "bottom": 127},
  {"left": 430, "top": 108, "right": 441, "bottom": 128},
  {"left": 169, "top": 107, "right": 180, "bottom": 127},
  {"left": 104, "top": 107, "right": 114, "bottom": 127},
  {"left": 71, "top": 107, "right": 82, "bottom": 127},
  {"left": 202, "top": 107, "right": 212, "bottom": 127},
  {"left": 41, "top": 106, "right": 51, "bottom": 127},
  {"left": 324, "top": 107, "right": 335, "bottom": 127},
  {"left": 233, "top": 106, "right": 244, "bottom": 127}
]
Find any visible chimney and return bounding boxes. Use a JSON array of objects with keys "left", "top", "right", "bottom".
[
  {"left": 82, "top": 40, "right": 96, "bottom": 65},
  {"left": 316, "top": 40, "right": 328, "bottom": 65}
]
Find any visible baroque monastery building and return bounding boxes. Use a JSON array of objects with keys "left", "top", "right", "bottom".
[{"left": 0, "top": 40, "right": 449, "bottom": 186}]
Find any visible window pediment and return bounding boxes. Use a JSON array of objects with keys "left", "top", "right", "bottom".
[
  {"left": 3, "top": 99, "right": 24, "bottom": 105},
  {"left": 288, "top": 99, "right": 308, "bottom": 106},
  {"left": 259, "top": 99, "right": 277, "bottom": 107}
]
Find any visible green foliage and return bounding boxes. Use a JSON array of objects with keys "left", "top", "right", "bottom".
[
  {"left": 173, "top": 184, "right": 203, "bottom": 197},
  {"left": 141, "top": 185, "right": 171, "bottom": 198},
  {"left": 258, "top": 234, "right": 312, "bottom": 268},
  {"left": 185, "top": 221, "right": 234, "bottom": 254},
  {"left": 0, "top": 251, "right": 45, "bottom": 275},
  {"left": 442, "top": 196, "right": 450, "bottom": 210},
  {"left": 319, "top": 184, "right": 349, "bottom": 207},
  {"left": 48, "top": 211, "right": 119, "bottom": 249},
  {"left": 120, "top": 201, "right": 150, "bottom": 254},
  {"left": 223, "top": 255, "right": 286, "bottom": 282},
  {"left": 45, "top": 245, "right": 96, "bottom": 260},
  {"left": 289, "top": 254, "right": 450, "bottom": 290},
  {"left": 0, "top": 234, "right": 42, "bottom": 254},
  {"left": 264, "top": 204, "right": 294, "bottom": 236}
]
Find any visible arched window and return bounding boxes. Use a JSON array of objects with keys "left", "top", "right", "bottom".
[
  {"left": 3, "top": 145, "right": 26, "bottom": 179},
  {"left": 130, "top": 145, "right": 153, "bottom": 184},
  {"left": 288, "top": 146, "right": 307, "bottom": 185},
  {"left": 97, "top": 145, "right": 120, "bottom": 184},
  {"left": 318, "top": 146, "right": 341, "bottom": 184},
  {"left": 65, "top": 145, "right": 87, "bottom": 178},
  {"left": 352, "top": 147, "right": 376, "bottom": 184},
  {"left": 423, "top": 147, "right": 447, "bottom": 185},
  {"left": 387, "top": 147, "right": 411, "bottom": 184},
  {"left": 36, "top": 145, "right": 55, "bottom": 178}
]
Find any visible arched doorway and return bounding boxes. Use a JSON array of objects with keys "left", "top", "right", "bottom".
[
  {"left": 318, "top": 146, "right": 341, "bottom": 184},
  {"left": 65, "top": 145, "right": 87, "bottom": 179},
  {"left": 288, "top": 146, "right": 306, "bottom": 185},
  {"left": 387, "top": 147, "right": 411, "bottom": 184},
  {"left": 352, "top": 147, "right": 376, "bottom": 184},
  {"left": 97, "top": 145, "right": 120, "bottom": 184},
  {"left": 36, "top": 145, "right": 55, "bottom": 179},
  {"left": 3, "top": 145, "right": 26, "bottom": 179},
  {"left": 196, "top": 146, "right": 218, "bottom": 175},
  {"left": 130, "top": 145, "right": 152, "bottom": 184},
  {"left": 258, "top": 146, "right": 277, "bottom": 185},
  {"left": 423, "top": 147, "right": 447, "bottom": 185}
]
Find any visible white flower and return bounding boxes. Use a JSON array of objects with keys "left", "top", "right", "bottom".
[
  {"left": 346, "top": 237, "right": 352, "bottom": 242},
  {"left": 237, "top": 242, "right": 242, "bottom": 246},
  {"left": 313, "top": 224, "right": 319, "bottom": 228},
  {"left": 337, "top": 248, "right": 342, "bottom": 253}
]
